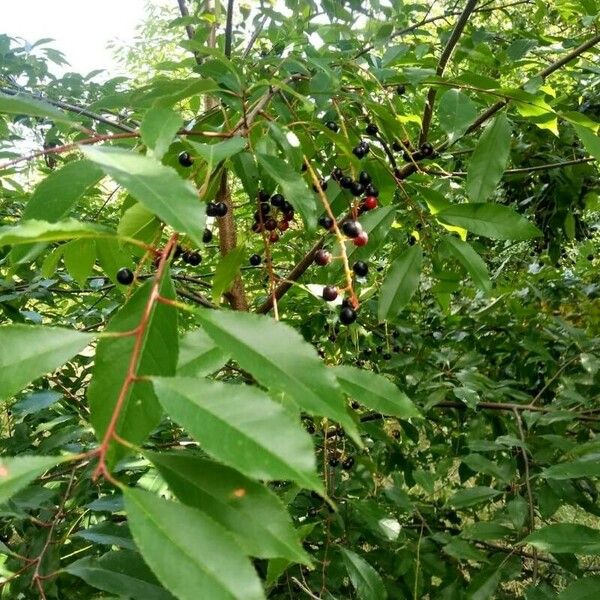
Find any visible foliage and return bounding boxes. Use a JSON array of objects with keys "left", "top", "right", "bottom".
[{"left": 1, "top": 1, "right": 600, "bottom": 598}]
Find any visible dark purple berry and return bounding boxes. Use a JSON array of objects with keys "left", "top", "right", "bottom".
[
  {"left": 366, "top": 123, "right": 378, "bottom": 136},
  {"left": 339, "top": 306, "right": 357, "bottom": 325},
  {"left": 202, "top": 229, "right": 213, "bottom": 243},
  {"left": 319, "top": 215, "right": 334, "bottom": 230},
  {"left": 358, "top": 171, "right": 371, "bottom": 185},
  {"left": 178, "top": 151, "right": 193, "bottom": 167},
  {"left": 350, "top": 181, "right": 365, "bottom": 197},
  {"left": 342, "top": 456, "right": 355, "bottom": 470},
  {"left": 396, "top": 84, "right": 406, "bottom": 95},
  {"left": 206, "top": 202, "right": 218, "bottom": 217},
  {"left": 326, "top": 121, "right": 339, "bottom": 132},
  {"left": 340, "top": 176, "right": 353, "bottom": 189},
  {"left": 271, "top": 193, "right": 285, "bottom": 208},
  {"left": 342, "top": 220, "right": 362, "bottom": 238},
  {"left": 353, "top": 261, "right": 368, "bottom": 277},
  {"left": 322, "top": 285, "right": 338, "bottom": 301},
  {"left": 214, "top": 201, "right": 228, "bottom": 217},
  {"left": 116, "top": 267, "right": 134, "bottom": 285},
  {"left": 249, "top": 254, "right": 261, "bottom": 266}
]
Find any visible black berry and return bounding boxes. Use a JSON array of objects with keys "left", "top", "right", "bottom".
[
  {"left": 319, "top": 215, "right": 334, "bottom": 230},
  {"left": 331, "top": 167, "right": 343, "bottom": 181},
  {"left": 202, "top": 229, "right": 213, "bottom": 243},
  {"left": 396, "top": 84, "right": 406, "bottom": 95},
  {"left": 365, "top": 183, "right": 379, "bottom": 197},
  {"left": 339, "top": 306, "right": 357, "bottom": 325},
  {"left": 392, "top": 140, "right": 403, "bottom": 152},
  {"left": 383, "top": 352, "right": 392, "bottom": 360},
  {"left": 353, "top": 261, "right": 369, "bottom": 277},
  {"left": 351, "top": 400, "right": 360, "bottom": 409},
  {"left": 408, "top": 234, "right": 417, "bottom": 246},
  {"left": 271, "top": 193, "right": 285, "bottom": 208},
  {"left": 350, "top": 181, "right": 365, "bottom": 197},
  {"left": 322, "top": 285, "right": 338, "bottom": 301},
  {"left": 313, "top": 179, "right": 328, "bottom": 192},
  {"left": 366, "top": 123, "right": 378, "bottom": 136},
  {"left": 328, "top": 457, "right": 339, "bottom": 467},
  {"left": 342, "top": 456, "right": 355, "bottom": 470},
  {"left": 342, "top": 220, "right": 362, "bottom": 238},
  {"left": 392, "top": 429, "right": 401, "bottom": 439},
  {"left": 340, "top": 176, "right": 353, "bottom": 189},
  {"left": 259, "top": 202, "right": 270, "bottom": 215},
  {"left": 264, "top": 217, "right": 278, "bottom": 231},
  {"left": 258, "top": 190, "right": 270, "bottom": 203},
  {"left": 358, "top": 171, "right": 371, "bottom": 185},
  {"left": 214, "top": 202, "right": 228, "bottom": 217},
  {"left": 352, "top": 145, "right": 367, "bottom": 159},
  {"left": 116, "top": 267, "right": 134, "bottom": 285},
  {"left": 420, "top": 142, "right": 434, "bottom": 157},
  {"left": 178, "top": 151, "right": 193, "bottom": 167},
  {"left": 587, "top": 254, "right": 594, "bottom": 261},
  {"left": 326, "top": 121, "right": 339, "bottom": 132},
  {"left": 184, "top": 251, "right": 202, "bottom": 266},
  {"left": 315, "top": 249, "right": 332, "bottom": 266},
  {"left": 249, "top": 254, "right": 262, "bottom": 266}
]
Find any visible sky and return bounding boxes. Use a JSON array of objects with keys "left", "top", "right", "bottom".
[{"left": 2, "top": 0, "right": 149, "bottom": 76}]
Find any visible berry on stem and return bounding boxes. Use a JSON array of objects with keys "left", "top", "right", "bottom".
[
  {"left": 319, "top": 215, "right": 334, "bottom": 230},
  {"left": 350, "top": 181, "right": 365, "bottom": 197},
  {"left": 340, "top": 176, "right": 353, "bottom": 189},
  {"left": 214, "top": 202, "right": 228, "bottom": 217},
  {"left": 322, "top": 285, "right": 338, "bottom": 301},
  {"left": 315, "top": 249, "right": 332, "bottom": 266},
  {"left": 331, "top": 167, "right": 343, "bottom": 181},
  {"left": 116, "top": 267, "right": 134, "bottom": 285},
  {"left": 178, "top": 151, "right": 193, "bottom": 167},
  {"left": 206, "top": 202, "right": 218, "bottom": 217},
  {"left": 342, "top": 220, "right": 362, "bottom": 238},
  {"left": 249, "top": 254, "right": 262, "bottom": 266},
  {"left": 264, "top": 217, "right": 278, "bottom": 231},
  {"left": 183, "top": 251, "right": 202, "bottom": 266},
  {"left": 202, "top": 228, "right": 213, "bottom": 243},
  {"left": 396, "top": 84, "right": 406, "bottom": 95},
  {"left": 339, "top": 306, "right": 357, "bottom": 325},
  {"left": 420, "top": 142, "right": 434, "bottom": 157},
  {"left": 313, "top": 179, "right": 328, "bottom": 192},
  {"left": 354, "top": 231, "right": 369, "bottom": 247},
  {"left": 342, "top": 456, "right": 355, "bottom": 470},
  {"left": 271, "top": 193, "right": 285, "bottom": 208},
  {"left": 353, "top": 261, "right": 369, "bottom": 277},
  {"left": 278, "top": 220, "right": 289, "bottom": 231},
  {"left": 366, "top": 123, "right": 378, "bottom": 136},
  {"left": 363, "top": 196, "right": 378, "bottom": 210},
  {"left": 325, "top": 121, "right": 339, "bottom": 132},
  {"left": 358, "top": 171, "right": 371, "bottom": 185},
  {"left": 365, "top": 183, "right": 379, "bottom": 197}
]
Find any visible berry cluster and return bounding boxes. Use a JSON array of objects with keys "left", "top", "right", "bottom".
[{"left": 251, "top": 190, "right": 295, "bottom": 243}]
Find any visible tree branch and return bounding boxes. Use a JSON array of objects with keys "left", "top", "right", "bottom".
[{"left": 419, "top": 0, "right": 479, "bottom": 145}]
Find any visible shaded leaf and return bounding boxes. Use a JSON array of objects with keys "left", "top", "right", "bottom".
[
  {"left": 0, "top": 455, "right": 64, "bottom": 504},
  {"left": 340, "top": 548, "right": 387, "bottom": 600},
  {"left": 440, "top": 235, "right": 491, "bottom": 293},
  {"left": 524, "top": 524, "right": 600, "bottom": 554},
  {"left": 447, "top": 486, "right": 501, "bottom": 508}
]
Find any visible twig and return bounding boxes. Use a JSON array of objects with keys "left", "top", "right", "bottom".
[
  {"left": 512, "top": 409, "right": 538, "bottom": 584},
  {"left": 420, "top": 0, "right": 479, "bottom": 144}
]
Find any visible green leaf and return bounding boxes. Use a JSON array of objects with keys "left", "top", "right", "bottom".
[
  {"left": 0, "top": 455, "right": 64, "bottom": 504},
  {"left": 377, "top": 245, "right": 422, "bottom": 322},
  {"left": 88, "top": 275, "right": 178, "bottom": 466},
  {"left": 152, "top": 377, "right": 322, "bottom": 493},
  {"left": 146, "top": 452, "right": 311, "bottom": 563},
  {"left": 574, "top": 124, "right": 600, "bottom": 163},
  {"left": 96, "top": 238, "right": 135, "bottom": 284},
  {"left": 65, "top": 550, "right": 175, "bottom": 600},
  {"left": 340, "top": 548, "right": 387, "bottom": 600},
  {"left": 73, "top": 522, "right": 135, "bottom": 550},
  {"left": 176, "top": 328, "right": 229, "bottom": 377},
  {"left": 437, "top": 203, "right": 541, "bottom": 240},
  {"left": 438, "top": 89, "right": 478, "bottom": 141},
  {"left": 0, "top": 325, "right": 94, "bottom": 401},
  {"left": 0, "top": 219, "right": 115, "bottom": 246},
  {"left": 140, "top": 107, "right": 183, "bottom": 160},
  {"left": 194, "top": 309, "right": 359, "bottom": 442},
  {"left": 0, "top": 92, "right": 75, "bottom": 125},
  {"left": 62, "top": 238, "right": 96, "bottom": 287},
  {"left": 524, "top": 524, "right": 600, "bottom": 554},
  {"left": 117, "top": 202, "right": 161, "bottom": 244},
  {"left": 334, "top": 366, "right": 421, "bottom": 419},
  {"left": 462, "top": 522, "right": 513, "bottom": 541},
  {"left": 557, "top": 577, "right": 600, "bottom": 600},
  {"left": 466, "top": 113, "right": 512, "bottom": 202},
  {"left": 256, "top": 153, "right": 317, "bottom": 231},
  {"left": 447, "top": 486, "right": 501, "bottom": 508},
  {"left": 13, "top": 390, "right": 62, "bottom": 416},
  {"left": 124, "top": 488, "right": 266, "bottom": 600},
  {"left": 188, "top": 136, "right": 247, "bottom": 167},
  {"left": 440, "top": 235, "right": 491, "bottom": 292},
  {"left": 443, "top": 539, "right": 488, "bottom": 562},
  {"left": 212, "top": 246, "right": 245, "bottom": 304},
  {"left": 542, "top": 455, "right": 600, "bottom": 480},
  {"left": 82, "top": 146, "right": 205, "bottom": 246}
]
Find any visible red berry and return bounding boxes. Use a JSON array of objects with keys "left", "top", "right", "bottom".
[
  {"left": 363, "top": 196, "right": 378, "bottom": 210},
  {"left": 315, "top": 249, "right": 332, "bottom": 266},
  {"left": 278, "top": 220, "right": 289, "bottom": 231},
  {"left": 354, "top": 231, "right": 369, "bottom": 247},
  {"left": 264, "top": 218, "right": 277, "bottom": 231},
  {"left": 269, "top": 231, "right": 280, "bottom": 243}
]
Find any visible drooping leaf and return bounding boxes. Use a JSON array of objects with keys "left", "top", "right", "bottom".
[
  {"left": 73, "top": 522, "right": 136, "bottom": 550},
  {"left": 574, "top": 124, "right": 600, "bottom": 163},
  {"left": 440, "top": 235, "right": 491, "bottom": 293},
  {"left": 437, "top": 203, "right": 541, "bottom": 240},
  {"left": 124, "top": 488, "right": 266, "bottom": 600},
  {"left": 147, "top": 451, "right": 311, "bottom": 563},
  {"left": 82, "top": 146, "right": 205, "bottom": 246},
  {"left": 0, "top": 219, "right": 114, "bottom": 246},
  {"left": 541, "top": 455, "right": 600, "bottom": 480},
  {"left": 64, "top": 550, "right": 175, "bottom": 600},
  {"left": 524, "top": 524, "right": 600, "bottom": 554},
  {"left": 256, "top": 153, "right": 317, "bottom": 231},
  {"left": 466, "top": 113, "right": 512, "bottom": 202},
  {"left": 340, "top": 548, "right": 388, "bottom": 600},
  {"left": 152, "top": 377, "right": 322, "bottom": 492},
  {"left": 194, "top": 309, "right": 359, "bottom": 442},
  {"left": 140, "top": 107, "right": 183, "bottom": 160},
  {"left": 176, "top": 328, "right": 229, "bottom": 377},
  {"left": 0, "top": 455, "right": 65, "bottom": 504},
  {"left": 88, "top": 275, "right": 178, "bottom": 466},
  {"left": 0, "top": 325, "right": 94, "bottom": 401},
  {"left": 447, "top": 486, "right": 501, "bottom": 508},
  {"left": 438, "top": 89, "right": 478, "bottom": 141},
  {"left": 378, "top": 245, "right": 422, "bottom": 322},
  {"left": 334, "top": 366, "right": 421, "bottom": 419}
]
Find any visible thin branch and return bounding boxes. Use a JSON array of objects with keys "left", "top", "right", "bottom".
[
  {"left": 243, "top": 13, "right": 268, "bottom": 58},
  {"left": 420, "top": 0, "right": 479, "bottom": 145},
  {"left": 176, "top": 0, "right": 197, "bottom": 45},
  {"left": 0, "top": 86, "right": 137, "bottom": 133},
  {"left": 512, "top": 408, "right": 538, "bottom": 584},
  {"left": 224, "top": 0, "right": 235, "bottom": 58}
]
